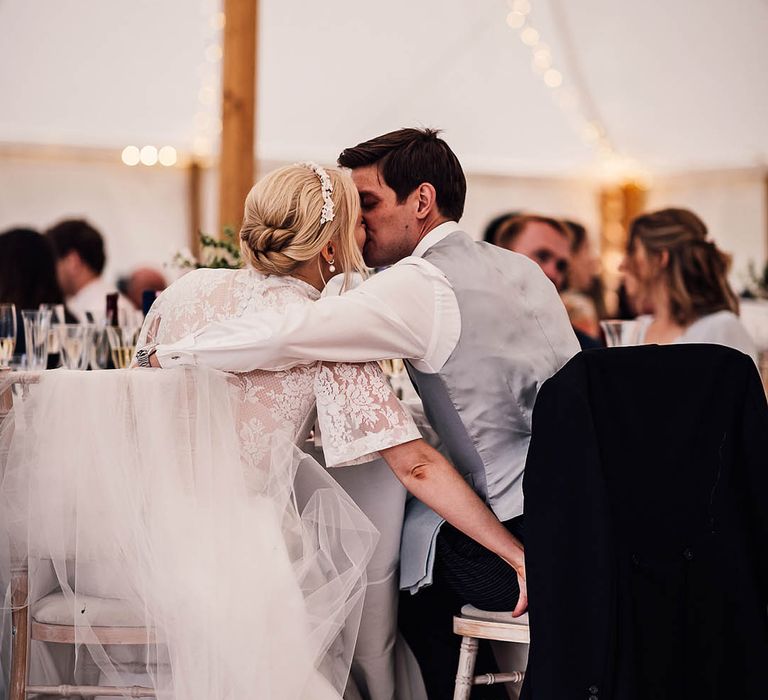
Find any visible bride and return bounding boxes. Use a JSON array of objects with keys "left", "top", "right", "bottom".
[{"left": 1, "top": 163, "right": 525, "bottom": 699}]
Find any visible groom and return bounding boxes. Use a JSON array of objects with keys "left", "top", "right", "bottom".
[{"left": 152, "top": 128, "right": 579, "bottom": 698}]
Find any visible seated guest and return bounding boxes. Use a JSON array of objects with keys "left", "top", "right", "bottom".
[
  {"left": 482, "top": 211, "right": 519, "bottom": 244},
  {"left": 619, "top": 207, "right": 757, "bottom": 363},
  {"left": 497, "top": 214, "right": 603, "bottom": 349},
  {"left": 564, "top": 219, "right": 608, "bottom": 320},
  {"left": 119, "top": 266, "right": 167, "bottom": 311},
  {"left": 561, "top": 289, "right": 600, "bottom": 339},
  {"left": 0, "top": 227, "right": 77, "bottom": 361},
  {"left": 45, "top": 218, "right": 131, "bottom": 323}
]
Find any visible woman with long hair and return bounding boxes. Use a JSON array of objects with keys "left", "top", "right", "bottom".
[{"left": 620, "top": 207, "right": 757, "bottom": 362}]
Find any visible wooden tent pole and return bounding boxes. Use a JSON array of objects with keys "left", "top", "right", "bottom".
[{"left": 218, "top": 0, "right": 258, "bottom": 234}]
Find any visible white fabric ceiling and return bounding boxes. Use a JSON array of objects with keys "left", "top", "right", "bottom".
[{"left": 1, "top": 0, "right": 767, "bottom": 176}]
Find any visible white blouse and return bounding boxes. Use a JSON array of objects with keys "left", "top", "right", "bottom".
[
  {"left": 636, "top": 310, "right": 759, "bottom": 364},
  {"left": 139, "top": 267, "right": 421, "bottom": 469}
]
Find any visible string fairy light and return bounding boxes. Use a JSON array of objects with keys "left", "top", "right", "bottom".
[
  {"left": 503, "top": 0, "right": 622, "bottom": 171},
  {"left": 192, "top": 0, "right": 225, "bottom": 161}
]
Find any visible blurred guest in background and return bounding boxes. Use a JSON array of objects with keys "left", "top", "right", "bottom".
[
  {"left": 564, "top": 219, "right": 608, "bottom": 319},
  {"left": 481, "top": 211, "right": 518, "bottom": 244},
  {"left": 45, "top": 218, "right": 130, "bottom": 323},
  {"left": 620, "top": 207, "right": 757, "bottom": 362},
  {"left": 0, "top": 227, "right": 76, "bottom": 358},
  {"left": 119, "top": 267, "right": 167, "bottom": 311},
  {"left": 497, "top": 214, "right": 602, "bottom": 348},
  {"left": 497, "top": 214, "right": 572, "bottom": 290}
]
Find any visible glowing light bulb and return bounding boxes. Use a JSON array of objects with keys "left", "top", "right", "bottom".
[
  {"left": 506, "top": 11, "right": 525, "bottom": 29},
  {"left": 543, "top": 68, "right": 563, "bottom": 87},
  {"left": 158, "top": 146, "right": 177, "bottom": 167},
  {"left": 533, "top": 44, "right": 551, "bottom": 69},
  {"left": 121, "top": 146, "right": 140, "bottom": 166},
  {"left": 192, "top": 136, "right": 211, "bottom": 157},
  {"left": 520, "top": 27, "right": 540, "bottom": 46},
  {"left": 205, "top": 44, "right": 222, "bottom": 62},
  {"left": 198, "top": 86, "right": 216, "bottom": 105},
  {"left": 140, "top": 145, "right": 158, "bottom": 166}
]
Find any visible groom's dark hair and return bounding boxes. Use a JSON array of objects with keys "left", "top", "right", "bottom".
[{"left": 338, "top": 128, "right": 466, "bottom": 221}]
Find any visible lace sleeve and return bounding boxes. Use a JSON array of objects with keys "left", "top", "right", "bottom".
[{"left": 315, "top": 361, "right": 421, "bottom": 468}]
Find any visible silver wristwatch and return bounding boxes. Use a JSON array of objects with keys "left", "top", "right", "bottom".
[{"left": 135, "top": 345, "right": 157, "bottom": 368}]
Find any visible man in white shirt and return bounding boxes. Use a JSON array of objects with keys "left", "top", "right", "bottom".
[
  {"left": 152, "top": 128, "right": 579, "bottom": 699},
  {"left": 46, "top": 219, "right": 130, "bottom": 324}
]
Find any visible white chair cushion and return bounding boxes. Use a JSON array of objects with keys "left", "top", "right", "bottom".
[
  {"left": 33, "top": 591, "right": 147, "bottom": 628},
  {"left": 460, "top": 604, "right": 529, "bottom": 626}
]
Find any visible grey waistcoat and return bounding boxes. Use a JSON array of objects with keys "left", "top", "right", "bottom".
[{"left": 400, "top": 231, "right": 579, "bottom": 592}]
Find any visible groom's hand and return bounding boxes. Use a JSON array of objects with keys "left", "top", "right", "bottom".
[
  {"left": 149, "top": 351, "right": 161, "bottom": 368},
  {"left": 512, "top": 562, "right": 528, "bottom": 617}
]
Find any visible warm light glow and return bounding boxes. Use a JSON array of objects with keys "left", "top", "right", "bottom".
[
  {"left": 520, "top": 27, "right": 540, "bottom": 46},
  {"left": 198, "top": 86, "right": 216, "bottom": 105},
  {"left": 506, "top": 11, "right": 525, "bottom": 29},
  {"left": 192, "top": 136, "right": 211, "bottom": 157},
  {"left": 511, "top": 0, "right": 531, "bottom": 14},
  {"left": 543, "top": 68, "right": 563, "bottom": 87},
  {"left": 140, "top": 145, "right": 158, "bottom": 166},
  {"left": 533, "top": 44, "right": 551, "bottom": 68},
  {"left": 581, "top": 122, "right": 601, "bottom": 143},
  {"left": 121, "top": 146, "right": 140, "bottom": 166},
  {"left": 532, "top": 51, "right": 551, "bottom": 72},
  {"left": 205, "top": 44, "right": 222, "bottom": 62},
  {"left": 211, "top": 12, "right": 226, "bottom": 29},
  {"left": 158, "top": 146, "right": 177, "bottom": 167}
]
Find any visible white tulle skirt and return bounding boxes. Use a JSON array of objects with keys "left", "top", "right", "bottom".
[{"left": 0, "top": 368, "right": 377, "bottom": 699}]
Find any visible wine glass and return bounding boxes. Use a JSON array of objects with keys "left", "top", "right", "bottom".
[
  {"left": 106, "top": 325, "right": 141, "bottom": 369},
  {"left": 600, "top": 320, "right": 640, "bottom": 348},
  {"left": 40, "top": 303, "right": 65, "bottom": 357},
  {"left": 0, "top": 304, "right": 16, "bottom": 368},
  {"left": 88, "top": 324, "right": 111, "bottom": 370},
  {"left": 56, "top": 324, "right": 91, "bottom": 370}
]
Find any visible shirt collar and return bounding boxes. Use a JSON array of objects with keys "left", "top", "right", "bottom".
[{"left": 411, "top": 221, "right": 461, "bottom": 259}]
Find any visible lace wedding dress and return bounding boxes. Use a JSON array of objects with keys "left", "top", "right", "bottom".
[{"left": 0, "top": 268, "right": 420, "bottom": 699}]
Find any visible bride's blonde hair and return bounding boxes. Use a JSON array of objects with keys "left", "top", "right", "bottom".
[{"left": 240, "top": 164, "right": 366, "bottom": 288}]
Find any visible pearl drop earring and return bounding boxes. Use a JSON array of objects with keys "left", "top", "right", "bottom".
[{"left": 328, "top": 259, "right": 336, "bottom": 273}]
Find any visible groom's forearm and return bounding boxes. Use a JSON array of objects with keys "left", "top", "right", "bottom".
[{"left": 154, "top": 291, "right": 429, "bottom": 372}]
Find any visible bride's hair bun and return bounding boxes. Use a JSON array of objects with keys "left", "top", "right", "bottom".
[{"left": 239, "top": 165, "right": 361, "bottom": 278}]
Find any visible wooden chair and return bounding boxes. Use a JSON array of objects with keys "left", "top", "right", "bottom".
[
  {"left": 1, "top": 370, "right": 158, "bottom": 699},
  {"left": 452, "top": 605, "right": 529, "bottom": 700}
]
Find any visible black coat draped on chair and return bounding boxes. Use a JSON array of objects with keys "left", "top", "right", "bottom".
[{"left": 521, "top": 344, "right": 768, "bottom": 700}]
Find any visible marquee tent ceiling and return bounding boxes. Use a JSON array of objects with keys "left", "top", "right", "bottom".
[{"left": 1, "top": 0, "right": 767, "bottom": 176}]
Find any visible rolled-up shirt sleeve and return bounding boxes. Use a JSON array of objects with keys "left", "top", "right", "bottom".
[{"left": 154, "top": 259, "right": 452, "bottom": 372}]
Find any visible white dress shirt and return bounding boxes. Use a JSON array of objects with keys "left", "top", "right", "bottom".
[{"left": 156, "top": 221, "right": 464, "bottom": 374}]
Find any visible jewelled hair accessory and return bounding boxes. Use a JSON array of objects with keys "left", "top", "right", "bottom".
[{"left": 297, "top": 161, "right": 335, "bottom": 225}]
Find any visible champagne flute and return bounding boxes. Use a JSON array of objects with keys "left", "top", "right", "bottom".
[
  {"left": 106, "top": 325, "right": 141, "bottom": 369},
  {"left": 600, "top": 320, "right": 640, "bottom": 348},
  {"left": 0, "top": 304, "right": 16, "bottom": 368},
  {"left": 89, "top": 324, "right": 111, "bottom": 370},
  {"left": 56, "top": 324, "right": 91, "bottom": 370}
]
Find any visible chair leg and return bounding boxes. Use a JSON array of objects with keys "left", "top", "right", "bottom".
[
  {"left": 9, "top": 568, "right": 29, "bottom": 700},
  {"left": 453, "top": 636, "right": 479, "bottom": 700}
]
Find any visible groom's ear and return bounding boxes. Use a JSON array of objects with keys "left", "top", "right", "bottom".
[{"left": 414, "top": 183, "right": 437, "bottom": 220}]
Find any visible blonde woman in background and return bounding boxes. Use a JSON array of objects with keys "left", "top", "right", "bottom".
[{"left": 620, "top": 207, "right": 757, "bottom": 363}]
